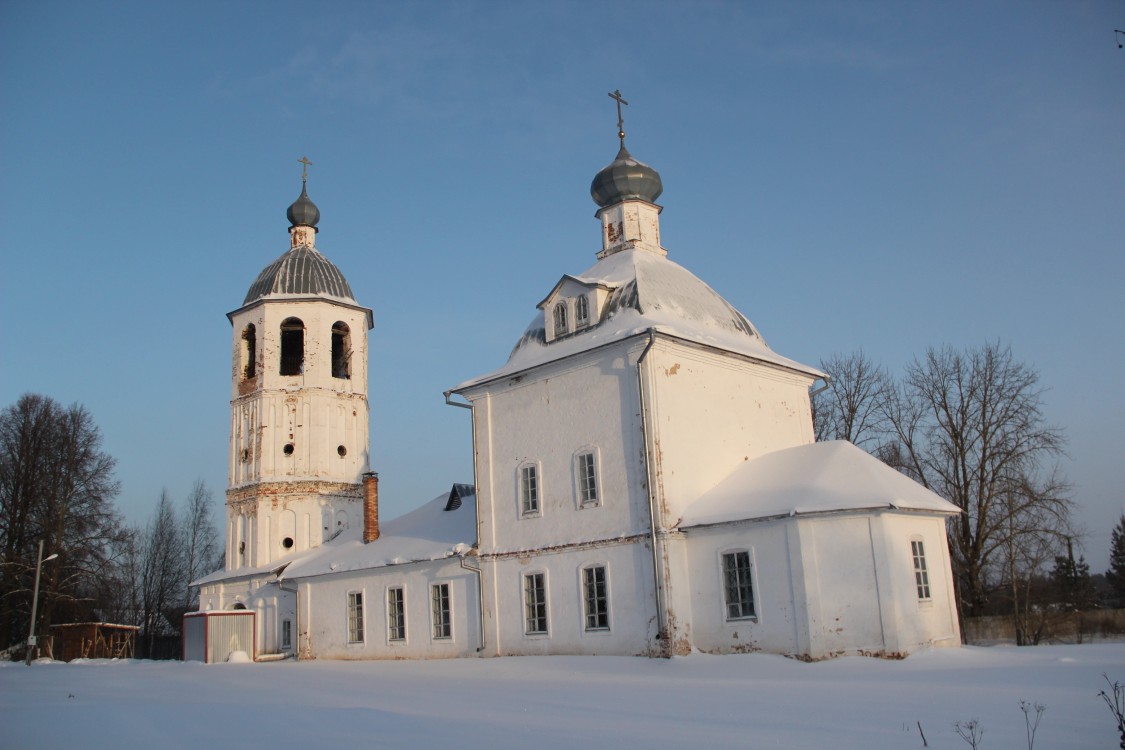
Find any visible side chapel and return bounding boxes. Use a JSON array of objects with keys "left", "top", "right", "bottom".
[{"left": 195, "top": 102, "right": 961, "bottom": 661}]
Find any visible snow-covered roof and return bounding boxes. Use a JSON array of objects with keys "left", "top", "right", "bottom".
[
  {"left": 453, "top": 248, "right": 822, "bottom": 391},
  {"left": 279, "top": 490, "right": 477, "bottom": 580},
  {"left": 678, "top": 441, "right": 960, "bottom": 529},
  {"left": 192, "top": 489, "right": 476, "bottom": 587}
]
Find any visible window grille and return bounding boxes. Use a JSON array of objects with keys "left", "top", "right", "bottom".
[
  {"left": 722, "top": 551, "right": 755, "bottom": 620},
  {"left": 577, "top": 452, "right": 598, "bottom": 506},
  {"left": 912, "top": 540, "right": 931, "bottom": 600},
  {"left": 553, "top": 302, "right": 568, "bottom": 337},
  {"left": 520, "top": 464, "right": 539, "bottom": 516},
  {"left": 524, "top": 573, "right": 548, "bottom": 634},
  {"left": 347, "top": 591, "right": 364, "bottom": 643},
  {"left": 388, "top": 587, "right": 406, "bottom": 641},
  {"left": 431, "top": 583, "right": 451, "bottom": 639},
  {"left": 583, "top": 566, "right": 609, "bottom": 630}
]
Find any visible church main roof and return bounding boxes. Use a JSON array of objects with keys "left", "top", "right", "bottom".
[{"left": 455, "top": 247, "right": 822, "bottom": 390}]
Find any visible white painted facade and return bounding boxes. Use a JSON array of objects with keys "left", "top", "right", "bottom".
[{"left": 196, "top": 140, "right": 961, "bottom": 663}]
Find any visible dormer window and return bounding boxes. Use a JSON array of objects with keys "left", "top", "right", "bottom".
[
  {"left": 575, "top": 295, "right": 590, "bottom": 328},
  {"left": 553, "top": 302, "right": 569, "bottom": 337}
]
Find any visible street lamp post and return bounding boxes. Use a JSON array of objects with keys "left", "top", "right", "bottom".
[{"left": 25, "top": 540, "right": 58, "bottom": 666}]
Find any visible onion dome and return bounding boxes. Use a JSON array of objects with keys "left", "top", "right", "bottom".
[
  {"left": 590, "top": 144, "right": 664, "bottom": 208},
  {"left": 286, "top": 183, "right": 320, "bottom": 228}
]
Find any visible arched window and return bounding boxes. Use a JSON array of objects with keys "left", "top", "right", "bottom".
[
  {"left": 575, "top": 295, "right": 590, "bottom": 328},
  {"left": 241, "top": 324, "right": 257, "bottom": 380},
  {"left": 279, "top": 317, "right": 304, "bottom": 375},
  {"left": 553, "top": 302, "right": 568, "bottom": 337},
  {"left": 331, "top": 322, "right": 351, "bottom": 379}
]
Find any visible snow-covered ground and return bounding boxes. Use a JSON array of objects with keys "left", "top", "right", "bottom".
[{"left": 3, "top": 644, "right": 1123, "bottom": 749}]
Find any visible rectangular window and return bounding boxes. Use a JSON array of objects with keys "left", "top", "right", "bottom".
[
  {"left": 722, "top": 551, "right": 755, "bottom": 620},
  {"left": 387, "top": 587, "right": 406, "bottom": 641},
  {"left": 577, "top": 452, "right": 598, "bottom": 506},
  {"left": 520, "top": 464, "right": 539, "bottom": 516},
  {"left": 524, "top": 573, "right": 548, "bottom": 634},
  {"left": 431, "top": 583, "right": 451, "bottom": 639},
  {"left": 583, "top": 565, "right": 609, "bottom": 631},
  {"left": 912, "top": 540, "right": 931, "bottom": 600},
  {"left": 281, "top": 619, "right": 292, "bottom": 650},
  {"left": 347, "top": 591, "right": 364, "bottom": 643}
]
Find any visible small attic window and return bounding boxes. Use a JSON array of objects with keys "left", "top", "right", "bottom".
[
  {"left": 553, "top": 302, "right": 569, "bottom": 337},
  {"left": 575, "top": 295, "right": 590, "bottom": 328}
]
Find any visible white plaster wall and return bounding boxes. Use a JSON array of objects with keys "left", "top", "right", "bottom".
[
  {"left": 798, "top": 515, "right": 886, "bottom": 656},
  {"left": 484, "top": 541, "right": 657, "bottom": 657},
  {"left": 228, "top": 300, "right": 370, "bottom": 487},
  {"left": 465, "top": 340, "right": 651, "bottom": 556},
  {"left": 643, "top": 339, "right": 817, "bottom": 524},
  {"left": 197, "top": 576, "right": 296, "bottom": 657},
  {"left": 682, "top": 520, "right": 803, "bottom": 656},
  {"left": 301, "top": 560, "right": 481, "bottom": 660},
  {"left": 871, "top": 514, "right": 961, "bottom": 652}
]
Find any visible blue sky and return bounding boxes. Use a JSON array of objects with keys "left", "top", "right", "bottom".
[{"left": 2, "top": 1, "right": 1122, "bottom": 569}]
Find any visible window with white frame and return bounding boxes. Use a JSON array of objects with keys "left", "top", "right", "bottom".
[
  {"left": 722, "top": 551, "right": 756, "bottom": 620},
  {"left": 387, "top": 586, "right": 406, "bottom": 641},
  {"left": 519, "top": 463, "right": 540, "bottom": 517},
  {"left": 575, "top": 295, "right": 590, "bottom": 327},
  {"left": 431, "top": 583, "right": 451, "bottom": 639},
  {"left": 576, "top": 451, "right": 599, "bottom": 507},
  {"left": 911, "top": 540, "right": 931, "bottom": 600},
  {"left": 553, "top": 302, "right": 568, "bottom": 337},
  {"left": 583, "top": 565, "right": 609, "bottom": 631},
  {"left": 347, "top": 591, "right": 365, "bottom": 643},
  {"left": 281, "top": 619, "right": 292, "bottom": 650},
  {"left": 524, "top": 572, "right": 548, "bottom": 634}
]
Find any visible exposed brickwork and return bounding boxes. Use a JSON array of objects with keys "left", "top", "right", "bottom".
[{"left": 363, "top": 472, "right": 380, "bottom": 543}]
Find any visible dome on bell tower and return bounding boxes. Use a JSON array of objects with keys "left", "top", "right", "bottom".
[{"left": 286, "top": 183, "right": 320, "bottom": 228}]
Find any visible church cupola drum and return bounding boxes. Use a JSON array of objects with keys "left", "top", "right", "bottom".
[{"left": 223, "top": 159, "right": 374, "bottom": 572}]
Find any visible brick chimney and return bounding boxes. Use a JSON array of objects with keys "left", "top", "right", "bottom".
[{"left": 363, "top": 472, "right": 380, "bottom": 543}]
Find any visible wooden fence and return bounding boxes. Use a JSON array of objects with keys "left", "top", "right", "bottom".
[{"left": 963, "top": 609, "right": 1125, "bottom": 644}]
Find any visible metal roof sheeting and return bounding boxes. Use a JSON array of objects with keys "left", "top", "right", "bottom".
[{"left": 243, "top": 244, "right": 356, "bottom": 304}]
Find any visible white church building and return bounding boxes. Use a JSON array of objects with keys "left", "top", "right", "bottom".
[{"left": 195, "top": 123, "right": 961, "bottom": 661}]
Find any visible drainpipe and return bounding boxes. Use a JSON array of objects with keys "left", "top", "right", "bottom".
[
  {"left": 443, "top": 390, "right": 473, "bottom": 409},
  {"left": 445, "top": 389, "right": 485, "bottom": 654},
  {"left": 458, "top": 552, "right": 486, "bottom": 654},
  {"left": 635, "top": 328, "right": 668, "bottom": 655},
  {"left": 276, "top": 579, "right": 303, "bottom": 659}
]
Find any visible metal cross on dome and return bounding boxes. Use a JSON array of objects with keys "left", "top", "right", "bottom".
[
  {"left": 298, "top": 155, "right": 313, "bottom": 184},
  {"left": 608, "top": 89, "right": 628, "bottom": 145}
]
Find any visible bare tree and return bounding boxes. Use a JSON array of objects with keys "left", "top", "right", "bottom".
[
  {"left": 881, "top": 343, "right": 1071, "bottom": 621},
  {"left": 812, "top": 350, "right": 891, "bottom": 449},
  {"left": 0, "top": 394, "right": 123, "bottom": 650},
  {"left": 139, "top": 491, "right": 184, "bottom": 657},
  {"left": 1000, "top": 473, "right": 1073, "bottom": 645},
  {"left": 180, "top": 479, "right": 219, "bottom": 611}
]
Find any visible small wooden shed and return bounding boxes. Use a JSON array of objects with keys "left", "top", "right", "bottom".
[
  {"left": 182, "top": 610, "right": 256, "bottom": 663},
  {"left": 47, "top": 622, "right": 139, "bottom": 661}
]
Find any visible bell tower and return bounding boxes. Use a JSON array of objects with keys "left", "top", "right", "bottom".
[{"left": 223, "top": 162, "right": 374, "bottom": 571}]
